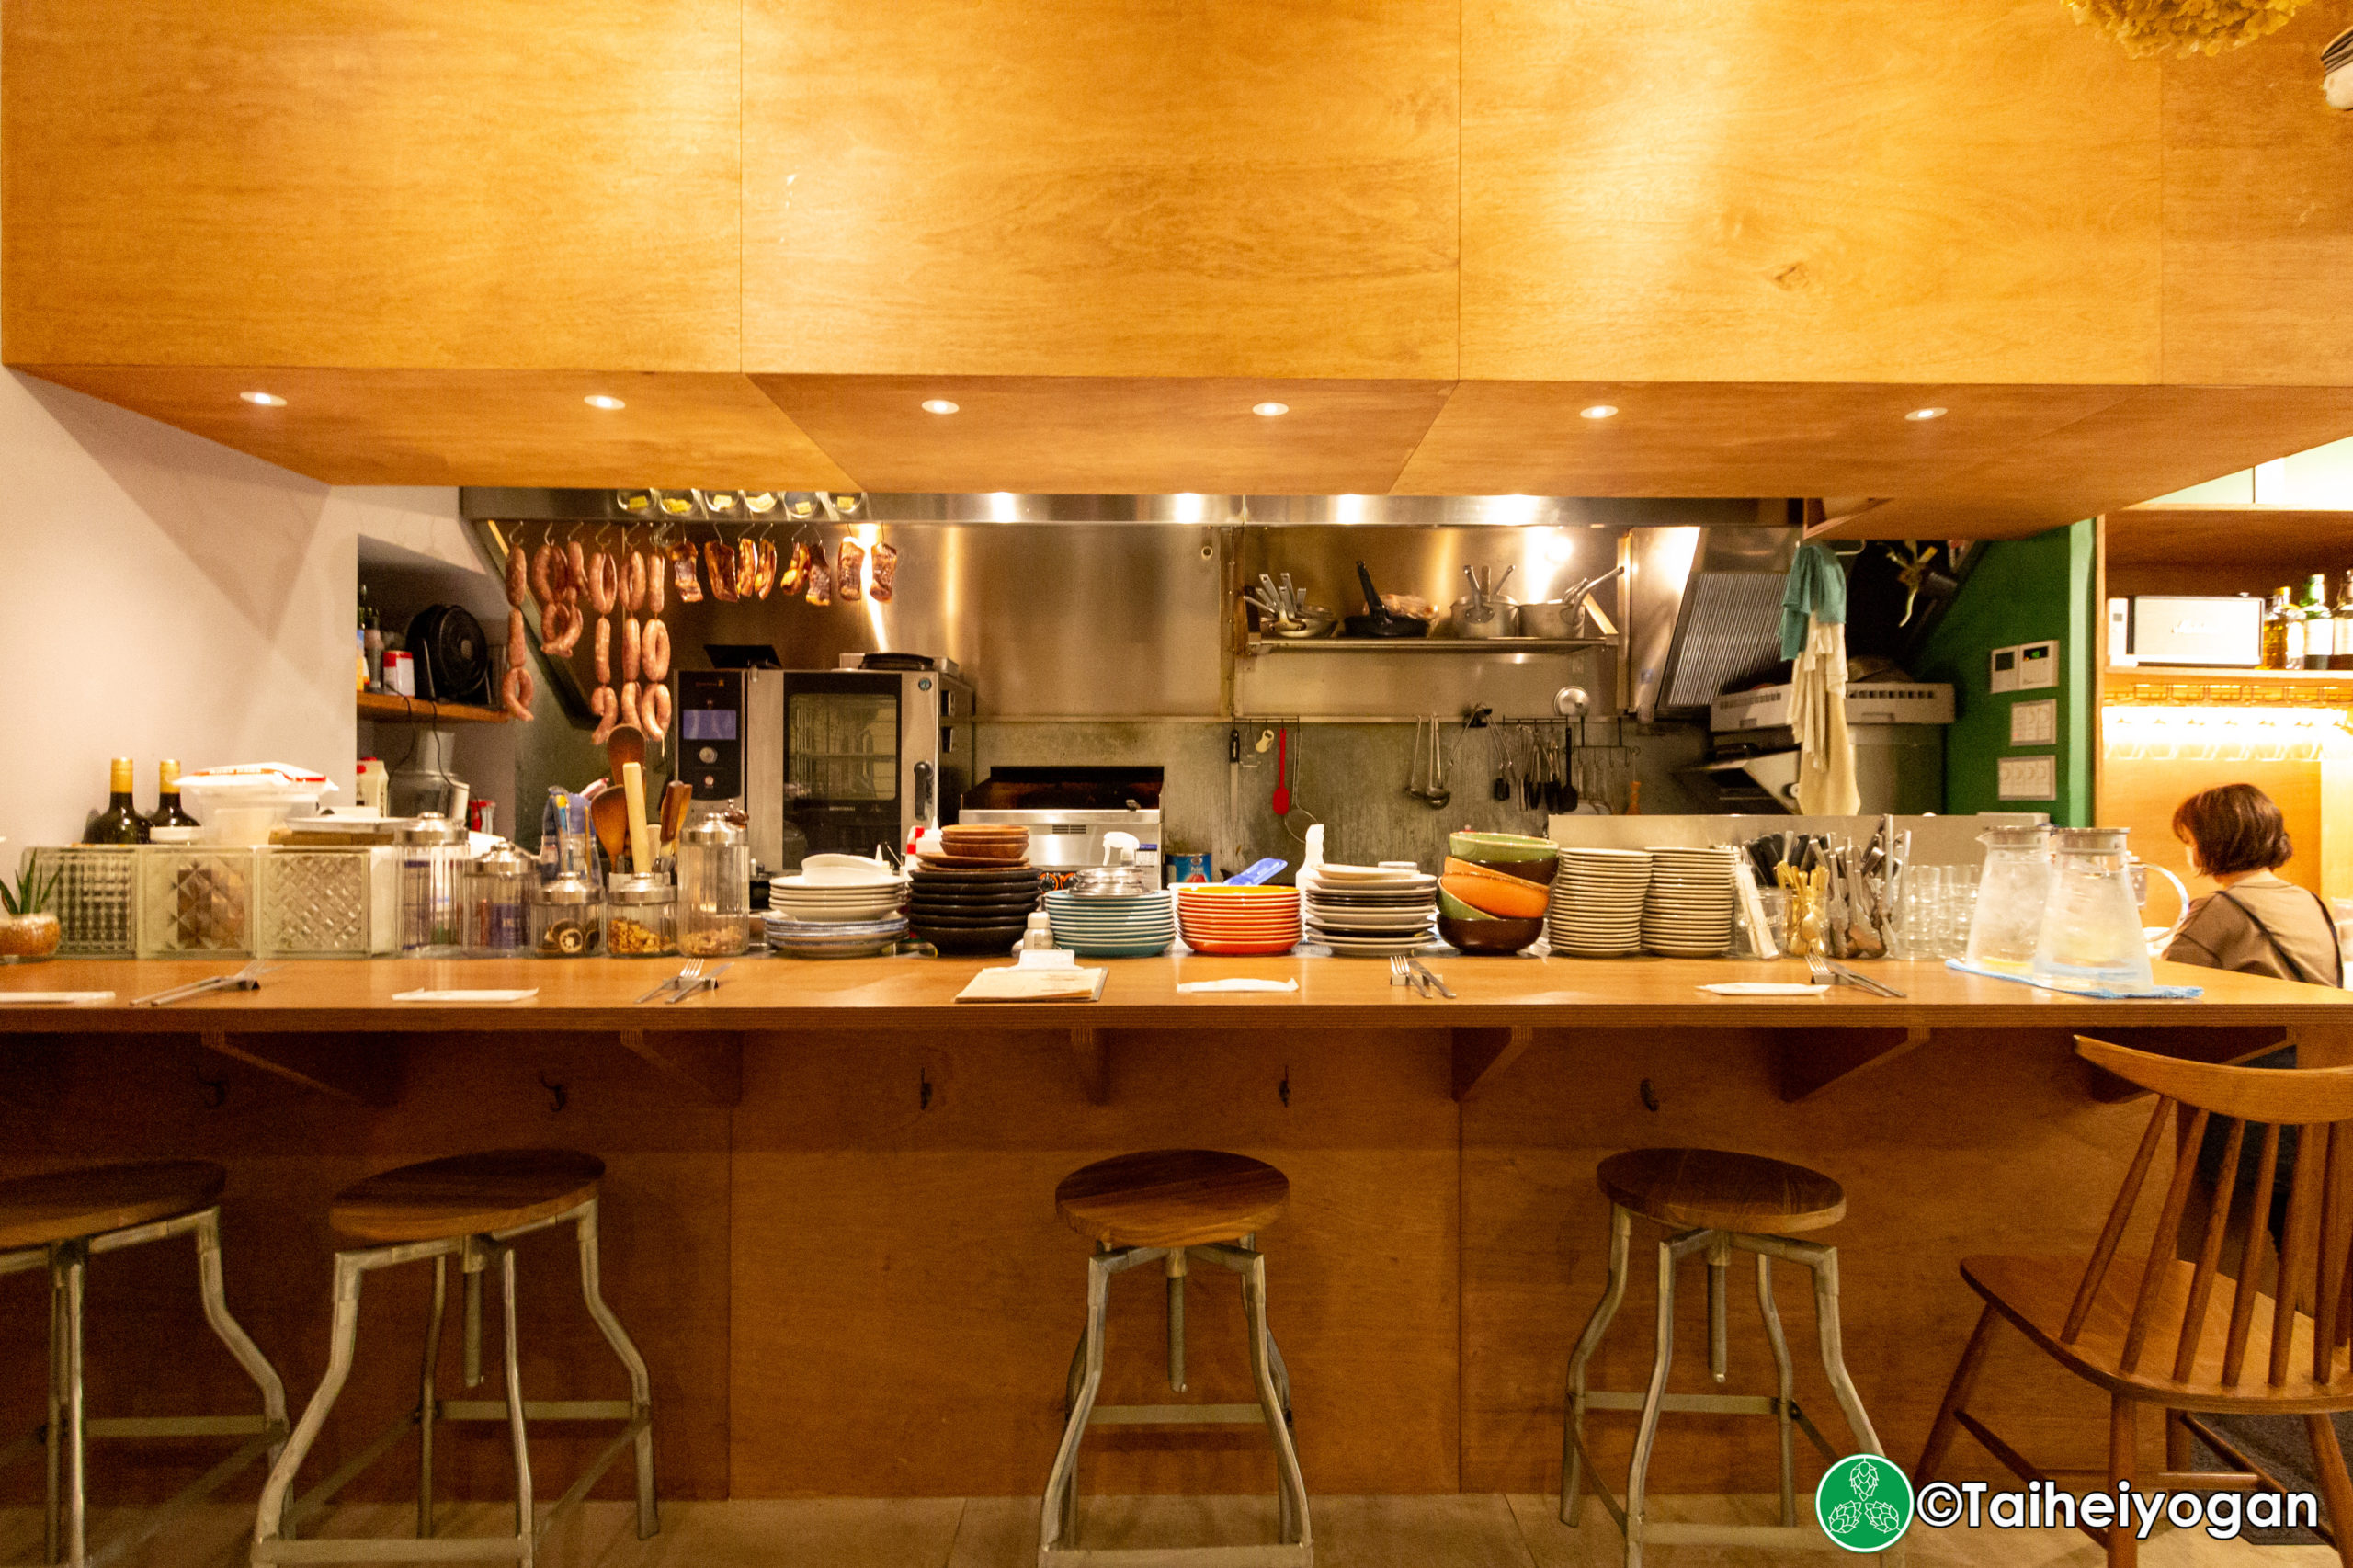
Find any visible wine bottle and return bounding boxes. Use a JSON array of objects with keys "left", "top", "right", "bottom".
[
  {"left": 2334, "top": 572, "right": 2353, "bottom": 674},
  {"left": 2263, "top": 590, "right": 2291, "bottom": 670},
  {"left": 147, "top": 759, "right": 198, "bottom": 831},
  {"left": 2304, "top": 574, "right": 2336, "bottom": 671},
  {"left": 84, "top": 757, "right": 150, "bottom": 844}
]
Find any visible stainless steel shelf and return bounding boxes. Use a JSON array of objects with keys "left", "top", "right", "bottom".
[{"left": 1244, "top": 637, "right": 1612, "bottom": 655}]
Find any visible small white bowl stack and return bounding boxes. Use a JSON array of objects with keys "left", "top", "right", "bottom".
[
  {"left": 1300, "top": 863, "right": 1438, "bottom": 957},
  {"left": 1640, "top": 846, "right": 1740, "bottom": 957},
  {"left": 1548, "top": 848, "right": 1653, "bottom": 958}
]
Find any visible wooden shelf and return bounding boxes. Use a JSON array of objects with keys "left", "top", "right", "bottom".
[
  {"left": 358, "top": 691, "right": 511, "bottom": 725},
  {"left": 2105, "top": 665, "right": 2353, "bottom": 685}
]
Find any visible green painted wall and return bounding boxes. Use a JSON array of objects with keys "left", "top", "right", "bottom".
[{"left": 1911, "top": 520, "right": 2094, "bottom": 824}]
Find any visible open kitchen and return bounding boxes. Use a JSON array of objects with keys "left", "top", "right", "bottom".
[{"left": 6, "top": 5, "right": 2353, "bottom": 1566}]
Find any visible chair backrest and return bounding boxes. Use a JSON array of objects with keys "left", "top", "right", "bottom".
[{"left": 2071, "top": 1036, "right": 2353, "bottom": 1388}]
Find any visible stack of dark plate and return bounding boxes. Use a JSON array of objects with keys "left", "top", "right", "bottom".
[{"left": 907, "top": 862, "right": 1043, "bottom": 954}]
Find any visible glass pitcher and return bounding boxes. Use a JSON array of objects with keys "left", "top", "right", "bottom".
[
  {"left": 2031, "top": 827, "right": 2157, "bottom": 992},
  {"left": 1963, "top": 824, "right": 2052, "bottom": 973}
]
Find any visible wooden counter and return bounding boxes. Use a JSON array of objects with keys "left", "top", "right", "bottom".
[{"left": 0, "top": 954, "right": 2333, "bottom": 1508}]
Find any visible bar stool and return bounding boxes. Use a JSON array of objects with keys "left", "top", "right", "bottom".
[
  {"left": 0, "top": 1160, "right": 287, "bottom": 1568},
  {"left": 1040, "top": 1149, "right": 1311, "bottom": 1568},
  {"left": 1559, "top": 1147, "right": 1895, "bottom": 1566},
  {"left": 249, "top": 1149, "right": 656, "bottom": 1565}
]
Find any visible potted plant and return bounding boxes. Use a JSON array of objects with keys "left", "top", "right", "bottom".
[{"left": 0, "top": 862, "right": 62, "bottom": 962}]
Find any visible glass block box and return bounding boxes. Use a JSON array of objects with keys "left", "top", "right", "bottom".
[
  {"left": 137, "top": 849, "right": 255, "bottom": 958},
  {"left": 27, "top": 847, "right": 137, "bottom": 957},
  {"left": 256, "top": 849, "right": 372, "bottom": 957}
]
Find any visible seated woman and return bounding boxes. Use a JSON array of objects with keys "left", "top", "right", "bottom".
[{"left": 2165, "top": 782, "right": 2342, "bottom": 987}]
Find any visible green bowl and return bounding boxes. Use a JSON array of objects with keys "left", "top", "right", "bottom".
[
  {"left": 1438, "top": 888, "right": 1497, "bottom": 922},
  {"left": 1449, "top": 832, "right": 1559, "bottom": 862}
]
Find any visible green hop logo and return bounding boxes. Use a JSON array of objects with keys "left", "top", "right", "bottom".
[{"left": 1814, "top": 1454, "right": 1912, "bottom": 1552}]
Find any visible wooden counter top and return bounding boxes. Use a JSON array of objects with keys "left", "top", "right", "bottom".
[{"left": 2, "top": 952, "right": 2336, "bottom": 1033}]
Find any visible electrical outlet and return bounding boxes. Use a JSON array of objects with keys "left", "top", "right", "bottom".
[
  {"left": 1997, "top": 755, "right": 2057, "bottom": 801},
  {"left": 2010, "top": 699, "right": 2057, "bottom": 746}
]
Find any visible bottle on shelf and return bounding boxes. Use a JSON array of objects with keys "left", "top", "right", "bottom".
[
  {"left": 2263, "top": 589, "right": 2293, "bottom": 670},
  {"left": 2302, "top": 574, "right": 2336, "bottom": 672},
  {"left": 2335, "top": 572, "right": 2353, "bottom": 672},
  {"left": 358, "top": 585, "right": 384, "bottom": 692},
  {"left": 83, "top": 757, "right": 150, "bottom": 845},
  {"left": 146, "top": 759, "right": 198, "bottom": 832}
]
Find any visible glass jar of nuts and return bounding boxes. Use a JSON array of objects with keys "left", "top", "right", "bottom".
[{"left": 605, "top": 873, "right": 676, "bottom": 957}]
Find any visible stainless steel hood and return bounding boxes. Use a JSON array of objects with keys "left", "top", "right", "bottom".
[{"left": 1626, "top": 526, "right": 1800, "bottom": 722}]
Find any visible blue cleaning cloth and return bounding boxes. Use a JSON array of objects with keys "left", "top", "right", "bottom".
[
  {"left": 1779, "top": 542, "right": 1848, "bottom": 659},
  {"left": 1945, "top": 958, "right": 2203, "bottom": 1001}
]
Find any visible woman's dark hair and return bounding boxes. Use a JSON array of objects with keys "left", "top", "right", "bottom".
[{"left": 2172, "top": 783, "right": 2293, "bottom": 877}]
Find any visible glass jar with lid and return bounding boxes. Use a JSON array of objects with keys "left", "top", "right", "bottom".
[
  {"left": 398, "top": 813, "right": 470, "bottom": 957},
  {"left": 468, "top": 841, "right": 535, "bottom": 957},
  {"left": 676, "top": 817, "right": 750, "bottom": 957},
  {"left": 605, "top": 873, "right": 677, "bottom": 957},
  {"left": 529, "top": 872, "right": 603, "bottom": 958}
]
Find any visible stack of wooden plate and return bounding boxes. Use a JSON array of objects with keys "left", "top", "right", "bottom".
[
  {"left": 907, "top": 864, "right": 1043, "bottom": 954},
  {"left": 1642, "top": 846, "right": 1738, "bottom": 957},
  {"left": 1299, "top": 863, "right": 1438, "bottom": 957},
  {"left": 920, "top": 824, "right": 1032, "bottom": 868},
  {"left": 1174, "top": 884, "right": 1302, "bottom": 956},
  {"left": 1549, "top": 848, "right": 1652, "bottom": 958}
]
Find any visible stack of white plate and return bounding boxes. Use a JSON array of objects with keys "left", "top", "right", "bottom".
[
  {"left": 766, "top": 872, "right": 908, "bottom": 926},
  {"left": 1548, "top": 847, "right": 1653, "bottom": 958},
  {"left": 1301, "top": 863, "right": 1438, "bottom": 957},
  {"left": 1642, "top": 846, "right": 1739, "bottom": 957}
]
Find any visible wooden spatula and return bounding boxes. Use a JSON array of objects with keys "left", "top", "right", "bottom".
[
  {"left": 590, "top": 788, "right": 631, "bottom": 873},
  {"left": 658, "top": 779, "right": 691, "bottom": 861},
  {"left": 605, "top": 724, "right": 646, "bottom": 785}
]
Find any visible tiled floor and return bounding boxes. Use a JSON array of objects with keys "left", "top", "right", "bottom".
[{"left": 1, "top": 1493, "right": 2335, "bottom": 1566}]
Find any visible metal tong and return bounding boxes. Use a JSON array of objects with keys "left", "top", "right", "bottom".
[
  {"left": 129, "top": 959, "right": 279, "bottom": 1008},
  {"left": 635, "top": 960, "right": 734, "bottom": 1006}
]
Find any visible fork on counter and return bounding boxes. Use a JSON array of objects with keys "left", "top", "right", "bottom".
[
  {"left": 1805, "top": 952, "right": 1904, "bottom": 998},
  {"left": 1390, "top": 955, "right": 1427, "bottom": 995},
  {"left": 636, "top": 960, "right": 704, "bottom": 1005},
  {"left": 129, "top": 959, "right": 278, "bottom": 1009},
  {"left": 664, "top": 961, "right": 733, "bottom": 1005}
]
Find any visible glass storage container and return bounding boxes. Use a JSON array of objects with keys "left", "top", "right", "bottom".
[
  {"left": 605, "top": 873, "right": 677, "bottom": 957},
  {"left": 677, "top": 818, "right": 750, "bottom": 957},
  {"left": 529, "top": 874, "right": 603, "bottom": 958},
  {"left": 29, "top": 847, "right": 136, "bottom": 957},
  {"left": 468, "top": 842, "right": 535, "bottom": 957},
  {"left": 256, "top": 847, "right": 372, "bottom": 957},
  {"left": 136, "top": 847, "right": 255, "bottom": 958},
  {"left": 397, "top": 814, "right": 469, "bottom": 957}
]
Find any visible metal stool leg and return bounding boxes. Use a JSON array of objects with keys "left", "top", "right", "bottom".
[
  {"left": 497, "top": 1246, "right": 534, "bottom": 1567},
  {"left": 1562, "top": 1205, "right": 1633, "bottom": 1526},
  {"left": 45, "top": 1254, "right": 63, "bottom": 1566},
  {"left": 1242, "top": 1250, "right": 1311, "bottom": 1553},
  {"left": 1040, "top": 1250, "right": 1114, "bottom": 1557},
  {"left": 192, "top": 1210, "right": 289, "bottom": 1466},
  {"left": 1756, "top": 1253, "right": 1797, "bottom": 1527},
  {"left": 574, "top": 1199, "right": 658, "bottom": 1540},
  {"left": 418, "top": 1255, "right": 447, "bottom": 1538},
  {"left": 1707, "top": 1233, "right": 1731, "bottom": 1386},
  {"left": 1623, "top": 1233, "right": 1688, "bottom": 1568},
  {"left": 254, "top": 1254, "right": 368, "bottom": 1554},
  {"left": 56, "top": 1244, "right": 86, "bottom": 1568},
  {"left": 1802, "top": 1244, "right": 1882, "bottom": 1457}
]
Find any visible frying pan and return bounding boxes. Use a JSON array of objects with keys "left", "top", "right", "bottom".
[{"left": 1342, "top": 562, "right": 1430, "bottom": 639}]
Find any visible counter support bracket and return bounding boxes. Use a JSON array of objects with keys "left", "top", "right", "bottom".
[
  {"left": 1071, "top": 1028, "right": 1108, "bottom": 1105},
  {"left": 198, "top": 1028, "right": 400, "bottom": 1108},
  {"left": 1453, "top": 1027, "right": 1536, "bottom": 1102},
  {"left": 616, "top": 1029, "right": 742, "bottom": 1108},
  {"left": 1776, "top": 1027, "right": 1930, "bottom": 1104}
]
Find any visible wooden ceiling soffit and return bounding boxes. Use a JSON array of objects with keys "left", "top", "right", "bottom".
[
  {"left": 15, "top": 368, "right": 854, "bottom": 489},
  {"left": 753, "top": 375, "right": 1458, "bottom": 494}
]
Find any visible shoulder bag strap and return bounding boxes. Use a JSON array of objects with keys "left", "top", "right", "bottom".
[{"left": 2215, "top": 890, "right": 2338, "bottom": 989}]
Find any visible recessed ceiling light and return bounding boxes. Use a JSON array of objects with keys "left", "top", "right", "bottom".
[
  {"left": 584, "top": 394, "right": 626, "bottom": 410},
  {"left": 1252, "top": 402, "right": 1290, "bottom": 417},
  {"left": 1579, "top": 404, "right": 1618, "bottom": 420},
  {"left": 921, "top": 399, "right": 960, "bottom": 415},
  {"left": 239, "top": 391, "right": 286, "bottom": 407},
  {"left": 1905, "top": 406, "right": 1947, "bottom": 421}
]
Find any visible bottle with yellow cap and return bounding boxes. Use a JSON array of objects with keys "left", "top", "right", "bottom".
[
  {"left": 147, "top": 759, "right": 198, "bottom": 832},
  {"left": 84, "top": 757, "right": 150, "bottom": 844}
]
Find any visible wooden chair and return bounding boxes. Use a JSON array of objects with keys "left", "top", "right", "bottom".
[
  {"left": 1041, "top": 1149, "right": 1311, "bottom": 1568},
  {"left": 1918, "top": 1036, "right": 2353, "bottom": 1566},
  {"left": 250, "top": 1149, "right": 657, "bottom": 1566}
]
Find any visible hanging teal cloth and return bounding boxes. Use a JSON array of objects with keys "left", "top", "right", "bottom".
[{"left": 1779, "top": 543, "right": 1847, "bottom": 659}]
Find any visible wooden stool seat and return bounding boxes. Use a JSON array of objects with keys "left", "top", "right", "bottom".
[
  {"left": 1595, "top": 1147, "right": 1845, "bottom": 1235},
  {"left": 0, "top": 1160, "right": 227, "bottom": 1250},
  {"left": 330, "top": 1149, "right": 605, "bottom": 1244},
  {"left": 1055, "top": 1149, "right": 1289, "bottom": 1249}
]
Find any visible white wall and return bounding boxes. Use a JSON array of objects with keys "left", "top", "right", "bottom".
[{"left": 0, "top": 372, "right": 382, "bottom": 850}]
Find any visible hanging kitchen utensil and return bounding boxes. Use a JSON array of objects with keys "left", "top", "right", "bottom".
[
  {"left": 1559, "top": 720, "right": 1581, "bottom": 812},
  {"left": 1422, "top": 716, "right": 1452, "bottom": 810},
  {"left": 1272, "top": 725, "right": 1290, "bottom": 816}
]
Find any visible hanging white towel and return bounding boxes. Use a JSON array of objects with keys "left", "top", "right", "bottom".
[{"left": 1790, "top": 615, "right": 1859, "bottom": 816}]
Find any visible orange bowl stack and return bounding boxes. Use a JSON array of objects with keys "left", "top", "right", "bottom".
[{"left": 1174, "top": 884, "right": 1303, "bottom": 956}]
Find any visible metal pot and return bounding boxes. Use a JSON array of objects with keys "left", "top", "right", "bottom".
[
  {"left": 1267, "top": 605, "right": 1339, "bottom": 640},
  {"left": 1519, "top": 600, "right": 1586, "bottom": 640},
  {"left": 1450, "top": 596, "right": 1520, "bottom": 639}
]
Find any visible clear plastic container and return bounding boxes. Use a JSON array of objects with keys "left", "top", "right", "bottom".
[
  {"left": 468, "top": 841, "right": 535, "bottom": 957},
  {"left": 397, "top": 814, "right": 470, "bottom": 957},
  {"left": 529, "top": 875, "right": 602, "bottom": 958},
  {"left": 606, "top": 873, "right": 677, "bottom": 957},
  {"left": 1963, "top": 824, "right": 2052, "bottom": 973},
  {"left": 677, "top": 818, "right": 750, "bottom": 957}
]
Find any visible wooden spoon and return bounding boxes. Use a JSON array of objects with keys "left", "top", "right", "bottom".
[
  {"left": 590, "top": 789, "right": 631, "bottom": 873},
  {"left": 604, "top": 724, "right": 646, "bottom": 785}
]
